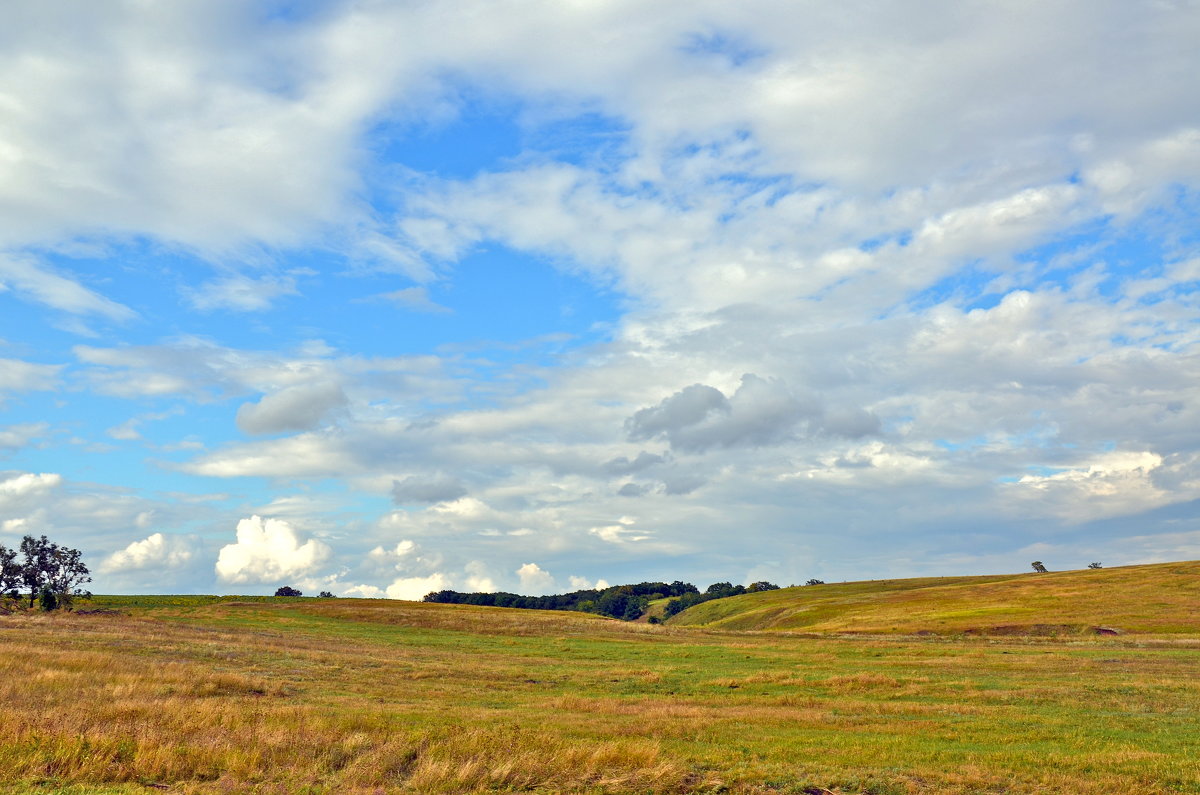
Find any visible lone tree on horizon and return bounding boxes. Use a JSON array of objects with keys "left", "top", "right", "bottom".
[
  {"left": 0, "top": 535, "right": 91, "bottom": 609},
  {"left": 1031, "top": 561, "right": 1048, "bottom": 573}
]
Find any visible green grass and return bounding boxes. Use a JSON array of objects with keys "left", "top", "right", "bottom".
[
  {"left": 1, "top": 564, "right": 1198, "bottom": 793},
  {"left": 667, "top": 560, "right": 1200, "bottom": 635}
]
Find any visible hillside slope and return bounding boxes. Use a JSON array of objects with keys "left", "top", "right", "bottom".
[{"left": 667, "top": 560, "right": 1200, "bottom": 635}]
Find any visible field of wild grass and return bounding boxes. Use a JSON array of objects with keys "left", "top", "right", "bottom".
[
  {"left": 668, "top": 561, "right": 1200, "bottom": 635},
  {"left": 1, "top": 583, "right": 1198, "bottom": 794}
]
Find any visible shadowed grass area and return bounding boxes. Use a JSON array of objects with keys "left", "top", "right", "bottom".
[
  {"left": 667, "top": 560, "right": 1200, "bottom": 635},
  {"left": 1, "top": 573, "right": 1197, "bottom": 793}
]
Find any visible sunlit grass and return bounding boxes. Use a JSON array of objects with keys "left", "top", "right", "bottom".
[
  {"left": 668, "top": 560, "right": 1200, "bottom": 635},
  {"left": 1, "top": 573, "right": 1197, "bottom": 793}
]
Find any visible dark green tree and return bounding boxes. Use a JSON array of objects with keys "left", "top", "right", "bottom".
[
  {"left": 20, "top": 535, "right": 55, "bottom": 608},
  {"left": 0, "top": 544, "right": 20, "bottom": 599},
  {"left": 43, "top": 543, "right": 91, "bottom": 609},
  {"left": 274, "top": 586, "right": 303, "bottom": 597}
]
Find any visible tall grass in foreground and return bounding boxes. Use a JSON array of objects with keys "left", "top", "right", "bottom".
[{"left": 1, "top": 596, "right": 1198, "bottom": 794}]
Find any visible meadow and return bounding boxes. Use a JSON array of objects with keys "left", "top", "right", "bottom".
[{"left": 1, "top": 562, "right": 1197, "bottom": 794}]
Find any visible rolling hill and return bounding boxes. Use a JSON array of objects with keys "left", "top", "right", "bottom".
[{"left": 667, "top": 560, "right": 1200, "bottom": 635}]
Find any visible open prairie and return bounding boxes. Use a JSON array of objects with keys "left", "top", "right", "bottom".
[{"left": 1, "top": 563, "right": 1198, "bottom": 794}]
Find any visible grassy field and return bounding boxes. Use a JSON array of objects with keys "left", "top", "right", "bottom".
[
  {"left": 667, "top": 561, "right": 1200, "bottom": 635},
  {"left": 0, "top": 563, "right": 1197, "bottom": 794}
]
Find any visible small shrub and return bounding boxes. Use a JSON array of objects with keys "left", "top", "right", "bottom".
[
  {"left": 1088, "top": 562, "right": 1102, "bottom": 569},
  {"left": 318, "top": 590, "right": 335, "bottom": 598},
  {"left": 274, "top": 586, "right": 303, "bottom": 597},
  {"left": 39, "top": 586, "right": 58, "bottom": 611},
  {"left": 805, "top": 579, "right": 825, "bottom": 586}
]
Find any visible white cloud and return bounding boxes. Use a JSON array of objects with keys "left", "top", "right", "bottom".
[
  {"left": 464, "top": 560, "right": 497, "bottom": 592},
  {"left": 101, "top": 532, "right": 194, "bottom": 573},
  {"left": 0, "top": 471, "right": 62, "bottom": 503},
  {"left": 0, "top": 257, "right": 134, "bottom": 321},
  {"left": 236, "top": 382, "right": 347, "bottom": 435},
  {"left": 568, "top": 575, "right": 610, "bottom": 591},
  {"left": 0, "top": 423, "right": 48, "bottom": 453},
  {"left": 0, "top": 358, "right": 61, "bottom": 396},
  {"left": 385, "top": 572, "right": 451, "bottom": 601},
  {"left": 516, "top": 562, "right": 555, "bottom": 595},
  {"left": 215, "top": 515, "right": 332, "bottom": 585},
  {"left": 1006, "top": 451, "right": 1184, "bottom": 523},
  {"left": 377, "top": 287, "right": 451, "bottom": 314},
  {"left": 185, "top": 273, "right": 300, "bottom": 312}
]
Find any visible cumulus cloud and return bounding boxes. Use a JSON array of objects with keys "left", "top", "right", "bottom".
[
  {"left": 463, "top": 560, "right": 497, "bottom": 592},
  {"left": 568, "top": 575, "right": 611, "bottom": 591},
  {"left": 215, "top": 516, "right": 332, "bottom": 585},
  {"left": 1006, "top": 451, "right": 1185, "bottom": 523},
  {"left": 5, "top": 2, "right": 1200, "bottom": 593},
  {"left": 236, "top": 382, "right": 347, "bottom": 435},
  {"left": 516, "top": 562, "right": 555, "bottom": 594},
  {"left": 0, "top": 471, "right": 62, "bottom": 505},
  {"left": 101, "top": 532, "right": 194, "bottom": 573},
  {"left": 386, "top": 573, "right": 451, "bottom": 601}
]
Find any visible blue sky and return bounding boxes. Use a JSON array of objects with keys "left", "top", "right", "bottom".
[{"left": 2, "top": 0, "right": 1199, "bottom": 598}]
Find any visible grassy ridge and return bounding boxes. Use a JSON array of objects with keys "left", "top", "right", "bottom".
[
  {"left": 666, "top": 561, "right": 1200, "bottom": 635},
  {"left": 1, "top": 589, "right": 1198, "bottom": 794}
]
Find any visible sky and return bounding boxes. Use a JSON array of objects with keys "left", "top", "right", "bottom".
[{"left": 2, "top": 1, "right": 1199, "bottom": 599}]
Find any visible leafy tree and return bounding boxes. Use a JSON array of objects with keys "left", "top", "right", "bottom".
[
  {"left": 1087, "top": 562, "right": 1103, "bottom": 569},
  {"left": 318, "top": 590, "right": 335, "bottom": 598},
  {"left": 0, "top": 544, "right": 20, "bottom": 599},
  {"left": 274, "top": 586, "right": 303, "bottom": 597},
  {"left": 804, "top": 579, "right": 825, "bottom": 586},
  {"left": 1031, "top": 561, "right": 1048, "bottom": 573},
  {"left": 43, "top": 544, "right": 91, "bottom": 609},
  {"left": 18, "top": 535, "right": 90, "bottom": 609},
  {"left": 39, "top": 586, "right": 58, "bottom": 612},
  {"left": 747, "top": 581, "right": 780, "bottom": 592}
]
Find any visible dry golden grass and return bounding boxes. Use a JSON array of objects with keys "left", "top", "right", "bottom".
[
  {"left": 1, "top": 582, "right": 1198, "bottom": 794},
  {"left": 668, "top": 560, "right": 1200, "bottom": 635}
]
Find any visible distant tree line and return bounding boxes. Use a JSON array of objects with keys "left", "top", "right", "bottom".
[
  {"left": 426, "top": 579, "right": 781, "bottom": 621},
  {"left": 661, "top": 581, "right": 780, "bottom": 618},
  {"left": 0, "top": 535, "right": 91, "bottom": 611},
  {"left": 425, "top": 580, "right": 702, "bottom": 620}
]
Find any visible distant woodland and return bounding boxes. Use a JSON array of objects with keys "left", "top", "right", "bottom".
[{"left": 424, "top": 579, "right": 780, "bottom": 620}]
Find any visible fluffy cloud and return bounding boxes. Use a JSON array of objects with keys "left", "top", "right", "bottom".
[
  {"left": 516, "top": 562, "right": 555, "bottom": 595},
  {"left": 385, "top": 573, "right": 451, "bottom": 601},
  {"left": 0, "top": 471, "right": 62, "bottom": 505},
  {"left": 3, "top": 2, "right": 1200, "bottom": 593},
  {"left": 101, "top": 532, "right": 195, "bottom": 573},
  {"left": 627, "top": 374, "right": 873, "bottom": 453},
  {"left": 215, "top": 516, "right": 332, "bottom": 585}
]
